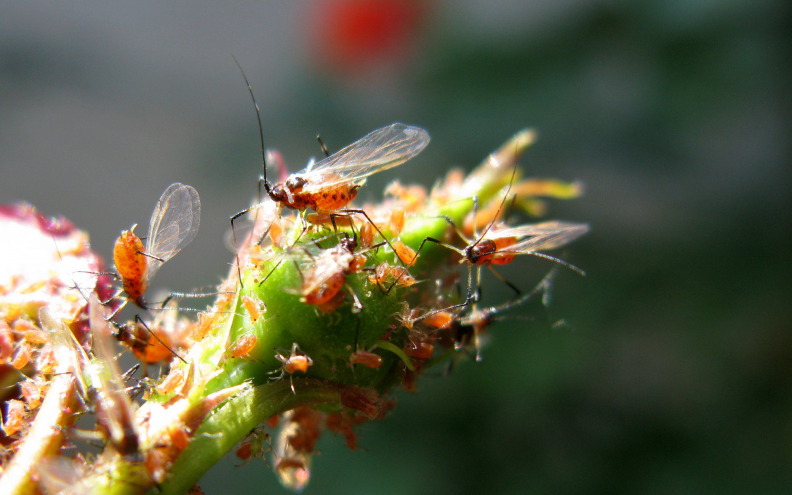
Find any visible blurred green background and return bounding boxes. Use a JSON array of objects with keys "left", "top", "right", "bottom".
[{"left": 2, "top": 1, "right": 790, "bottom": 493}]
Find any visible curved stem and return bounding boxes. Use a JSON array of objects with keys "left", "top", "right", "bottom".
[{"left": 155, "top": 378, "right": 340, "bottom": 495}]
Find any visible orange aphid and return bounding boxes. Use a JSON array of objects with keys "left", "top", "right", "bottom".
[
  {"left": 192, "top": 312, "right": 213, "bottom": 341},
  {"left": 241, "top": 295, "right": 265, "bottom": 323},
  {"left": 359, "top": 221, "right": 375, "bottom": 248},
  {"left": 300, "top": 234, "right": 369, "bottom": 310},
  {"left": 421, "top": 310, "right": 454, "bottom": 329},
  {"left": 404, "top": 341, "right": 435, "bottom": 361},
  {"left": 155, "top": 367, "right": 187, "bottom": 396},
  {"left": 368, "top": 262, "right": 416, "bottom": 289},
  {"left": 227, "top": 334, "right": 258, "bottom": 359},
  {"left": 11, "top": 341, "right": 31, "bottom": 370},
  {"left": 339, "top": 387, "right": 388, "bottom": 420},
  {"left": 391, "top": 240, "right": 417, "bottom": 266},
  {"left": 273, "top": 343, "right": 314, "bottom": 393},
  {"left": 349, "top": 349, "right": 383, "bottom": 369},
  {"left": 113, "top": 183, "right": 201, "bottom": 308},
  {"left": 1, "top": 399, "right": 26, "bottom": 436},
  {"left": 116, "top": 318, "right": 177, "bottom": 364},
  {"left": 20, "top": 378, "right": 44, "bottom": 409}
]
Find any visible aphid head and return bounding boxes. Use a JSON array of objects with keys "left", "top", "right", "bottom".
[
  {"left": 269, "top": 183, "right": 289, "bottom": 204},
  {"left": 338, "top": 233, "right": 358, "bottom": 253},
  {"left": 465, "top": 239, "right": 497, "bottom": 264}
]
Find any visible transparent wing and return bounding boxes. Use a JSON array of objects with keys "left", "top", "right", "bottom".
[
  {"left": 301, "top": 251, "right": 352, "bottom": 296},
  {"left": 489, "top": 221, "right": 589, "bottom": 253},
  {"left": 145, "top": 183, "right": 201, "bottom": 281},
  {"left": 300, "top": 123, "right": 430, "bottom": 193}
]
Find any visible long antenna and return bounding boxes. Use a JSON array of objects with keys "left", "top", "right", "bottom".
[{"left": 231, "top": 54, "right": 270, "bottom": 197}]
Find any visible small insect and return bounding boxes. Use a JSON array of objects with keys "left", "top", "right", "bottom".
[
  {"left": 411, "top": 219, "right": 588, "bottom": 319},
  {"left": 298, "top": 233, "right": 374, "bottom": 312},
  {"left": 113, "top": 313, "right": 187, "bottom": 365},
  {"left": 349, "top": 349, "right": 383, "bottom": 369},
  {"left": 227, "top": 333, "right": 258, "bottom": 359},
  {"left": 272, "top": 408, "right": 319, "bottom": 491},
  {"left": 231, "top": 61, "right": 429, "bottom": 215},
  {"left": 444, "top": 267, "right": 559, "bottom": 362},
  {"left": 241, "top": 295, "right": 265, "bottom": 323},
  {"left": 1, "top": 398, "right": 26, "bottom": 436},
  {"left": 228, "top": 61, "right": 428, "bottom": 287},
  {"left": 235, "top": 425, "right": 271, "bottom": 464},
  {"left": 154, "top": 366, "right": 188, "bottom": 396},
  {"left": 113, "top": 182, "right": 201, "bottom": 309},
  {"left": 272, "top": 343, "right": 314, "bottom": 393},
  {"left": 367, "top": 261, "right": 417, "bottom": 289},
  {"left": 41, "top": 298, "right": 141, "bottom": 456}
]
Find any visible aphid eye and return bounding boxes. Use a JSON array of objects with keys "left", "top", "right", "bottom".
[{"left": 286, "top": 176, "right": 307, "bottom": 190}]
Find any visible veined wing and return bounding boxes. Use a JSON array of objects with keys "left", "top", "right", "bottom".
[
  {"left": 301, "top": 123, "right": 429, "bottom": 194},
  {"left": 145, "top": 183, "right": 201, "bottom": 281},
  {"left": 489, "top": 221, "right": 589, "bottom": 253},
  {"left": 301, "top": 250, "right": 353, "bottom": 296}
]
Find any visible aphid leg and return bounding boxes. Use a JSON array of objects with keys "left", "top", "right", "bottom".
[
  {"left": 154, "top": 286, "right": 232, "bottom": 309},
  {"left": 527, "top": 251, "right": 587, "bottom": 276},
  {"left": 344, "top": 283, "right": 363, "bottom": 314},
  {"left": 133, "top": 315, "right": 187, "bottom": 364},
  {"left": 257, "top": 259, "right": 285, "bottom": 287},
  {"left": 230, "top": 204, "right": 268, "bottom": 288},
  {"left": 486, "top": 265, "right": 522, "bottom": 296},
  {"left": 337, "top": 209, "right": 415, "bottom": 291}
]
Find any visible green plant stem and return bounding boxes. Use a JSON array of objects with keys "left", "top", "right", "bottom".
[{"left": 155, "top": 378, "right": 340, "bottom": 495}]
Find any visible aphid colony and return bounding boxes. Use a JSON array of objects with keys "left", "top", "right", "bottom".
[
  {"left": 219, "top": 118, "right": 587, "bottom": 490},
  {"left": 0, "top": 115, "right": 586, "bottom": 494}
]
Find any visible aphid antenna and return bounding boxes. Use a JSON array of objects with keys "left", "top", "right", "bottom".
[
  {"left": 230, "top": 54, "right": 275, "bottom": 286},
  {"left": 231, "top": 54, "right": 271, "bottom": 197},
  {"left": 470, "top": 162, "right": 519, "bottom": 243},
  {"left": 316, "top": 134, "right": 331, "bottom": 157}
]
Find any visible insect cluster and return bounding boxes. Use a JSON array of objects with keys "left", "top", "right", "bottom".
[{"left": 0, "top": 116, "right": 587, "bottom": 493}]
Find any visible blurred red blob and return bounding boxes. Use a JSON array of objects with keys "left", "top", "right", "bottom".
[{"left": 309, "top": 0, "right": 430, "bottom": 74}]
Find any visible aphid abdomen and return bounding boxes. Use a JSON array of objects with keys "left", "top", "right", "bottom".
[
  {"left": 349, "top": 350, "right": 383, "bottom": 369},
  {"left": 228, "top": 334, "right": 258, "bottom": 359},
  {"left": 309, "top": 182, "right": 359, "bottom": 212},
  {"left": 113, "top": 228, "right": 148, "bottom": 305},
  {"left": 487, "top": 237, "right": 519, "bottom": 265},
  {"left": 303, "top": 272, "right": 346, "bottom": 305}
]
